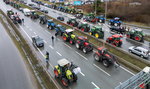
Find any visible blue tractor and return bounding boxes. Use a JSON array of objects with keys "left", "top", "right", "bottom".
[
  {"left": 109, "top": 17, "right": 122, "bottom": 26},
  {"left": 55, "top": 25, "right": 66, "bottom": 36},
  {"left": 96, "top": 15, "right": 105, "bottom": 23},
  {"left": 47, "top": 19, "right": 56, "bottom": 30}
]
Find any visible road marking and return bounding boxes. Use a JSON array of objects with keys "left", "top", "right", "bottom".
[
  {"left": 80, "top": 72, "right": 85, "bottom": 76},
  {"left": 56, "top": 51, "right": 62, "bottom": 56},
  {"left": 91, "top": 82, "right": 100, "bottom": 89},
  {"left": 45, "top": 30, "right": 51, "bottom": 35},
  {"left": 64, "top": 43, "right": 72, "bottom": 49},
  {"left": 93, "top": 64, "right": 111, "bottom": 76},
  {"left": 120, "top": 66, "right": 135, "bottom": 75},
  {"left": 19, "top": 26, "right": 32, "bottom": 41},
  {"left": 49, "top": 45, "right": 54, "bottom": 49},
  {"left": 43, "top": 40, "right": 47, "bottom": 43},
  {"left": 57, "top": 38, "right": 60, "bottom": 41},
  {"left": 75, "top": 51, "right": 88, "bottom": 60},
  {"left": 34, "top": 32, "right": 36, "bottom": 35}
]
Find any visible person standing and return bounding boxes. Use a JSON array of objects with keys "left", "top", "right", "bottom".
[
  {"left": 51, "top": 36, "right": 54, "bottom": 45},
  {"left": 22, "top": 18, "right": 24, "bottom": 25},
  {"left": 45, "top": 51, "right": 49, "bottom": 64}
]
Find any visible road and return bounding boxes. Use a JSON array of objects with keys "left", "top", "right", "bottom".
[
  {"left": 0, "top": 1, "right": 136, "bottom": 89},
  {"left": 0, "top": 19, "right": 37, "bottom": 89},
  {"left": 26, "top": 0, "right": 150, "bottom": 60}
]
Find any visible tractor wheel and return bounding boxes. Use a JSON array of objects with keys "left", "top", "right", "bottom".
[
  {"left": 134, "top": 35, "right": 141, "bottom": 42},
  {"left": 73, "top": 73, "right": 78, "bottom": 82},
  {"left": 83, "top": 47, "right": 87, "bottom": 54},
  {"left": 94, "top": 33, "right": 99, "bottom": 38},
  {"left": 94, "top": 54, "right": 100, "bottom": 61},
  {"left": 81, "top": 28, "right": 84, "bottom": 32},
  {"left": 140, "top": 55, "right": 144, "bottom": 58},
  {"left": 69, "top": 39, "right": 74, "bottom": 45},
  {"left": 61, "top": 78, "right": 69, "bottom": 87},
  {"left": 49, "top": 26, "right": 52, "bottom": 30},
  {"left": 54, "top": 68, "right": 59, "bottom": 78},
  {"left": 99, "top": 20, "right": 102, "bottom": 23},
  {"left": 126, "top": 34, "right": 130, "bottom": 38},
  {"left": 47, "top": 25, "right": 49, "bottom": 28},
  {"left": 76, "top": 43, "right": 80, "bottom": 49},
  {"left": 102, "top": 60, "right": 110, "bottom": 67}
]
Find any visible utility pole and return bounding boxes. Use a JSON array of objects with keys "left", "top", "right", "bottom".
[
  {"left": 104, "top": 0, "right": 107, "bottom": 24},
  {"left": 95, "top": 0, "right": 97, "bottom": 16}
]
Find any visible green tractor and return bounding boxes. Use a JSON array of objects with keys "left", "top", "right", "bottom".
[
  {"left": 30, "top": 10, "right": 39, "bottom": 19},
  {"left": 7, "top": 10, "right": 14, "bottom": 18},
  {"left": 126, "top": 28, "right": 144, "bottom": 42},
  {"left": 62, "top": 29, "right": 76, "bottom": 44},
  {"left": 89, "top": 26, "right": 104, "bottom": 39},
  {"left": 67, "top": 17, "right": 78, "bottom": 27},
  {"left": 54, "top": 59, "right": 79, "bottom": 87},
  {"left": 77, "top": 21, "right": 90, "bottom": 32}
]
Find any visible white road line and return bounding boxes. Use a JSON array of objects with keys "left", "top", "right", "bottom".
[
  {"left": 19, "top": 26, "right": 32, "bottom": 41},
  {"left": 80, "top": 72, "right": 85, "bottom": 76},
  {"left": 34, "top": 32, "right": 36, "bottom": 35},
  {"left": 91, "top": 82, "right": 100, "bottom": 89},
  {"left": 93, "top": 64, "right": 111, "bottom": 76},
  {"left": 56, "top": 51, "right": 62, "bottom": 56},
  {"left": 57, "top": 38, "right": 60, "bottom": 41},
  {"left": 75, "top": 51, "right": 88, "bottom": 60},
  {"left": 45, "top": 30, "right": 51, "bottom": 35},
  {"left": 49, "top": 45, "right": 54, "bottom": 49},
  {"left": 92, "top": 50, "right": 97, "bottom": 52},
  {"left": 64, "top": 43, "right": 72, "bottom": 49},
  {"left": 120, "top": 66, "right": 135, "bottom": 75},
  {"left": 43, "top": 40, "right": 47, "bottom": 43}
]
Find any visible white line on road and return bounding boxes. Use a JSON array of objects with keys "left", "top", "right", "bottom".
[
  {"left": 49, "top": 45, "right": 54, "bottom": 49},
  {"left": 93, "top": 64, "right": 111, "bottom": 76},
  {"left": 80, "top": 72, "right": 85, "bottom": 76},
  {"left": 19, "top": 26, "right": 32, "bottom": 41},
  {"left": 45, "top": 30, "right": 51, "bottom": 35},
  {"left": 91, "top": 82, "right": 100, "bottom": 89},
  {"left": 120, "top": 66, "right": 135, "bottom": 75},
  {"left": 34, "top": 32, "right": 36, "bottom": 35},
  {"left": 56, "top": 51, "right": 62, "bottom": 56},
  {"left": 64, "top": 43, "right": 72, "bottom": 49},
  {"left": 75, "top": 51, "right": 88, "bottom": 60},
  {"left": 43, "top": 40, "right": 47, "bottom": 43}
]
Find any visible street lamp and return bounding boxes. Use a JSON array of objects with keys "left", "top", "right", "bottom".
[
  {"left": 95, "top": 0, "right": 97, "bottom": 16},
  {"left": 104, "top": 0, "right": 107, "bottom": 24}
]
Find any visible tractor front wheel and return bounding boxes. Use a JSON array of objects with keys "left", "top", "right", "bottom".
[
  {"left": 73, "top": 73, "right": 78, "bottom": 82},
  {"left": 54, "top": 68, "right": 59, "bottom": 78},
  {"left": 63, "top": 36, "right": 67, "bottom": 41},
  {"left": 76, "top": 43, "right": 80, "bottom": 49},
  {"left": 102, "top": 60, "right": 110, "bottom": 67},
  {"left": 83, "top": 47, "right": 87, "bottom": 54},
  {"left": 95, "top": 33, "right": 99, "bottom": 38},
  {"left": 94, "top": 54, "right": 100, "bottom": 61}
]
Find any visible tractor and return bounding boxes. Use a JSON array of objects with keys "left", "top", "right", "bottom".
[
  {"left": 10, "top": 15, "right": 22, "bottom": 24},
  {"left": 75, "top": 36, "right": 93, "bottom": 54},
  {"left": 93, "top": 47, "right": 120, "bottom": 67},
  {"left": 47, "top": 19, "right": 56, "bottom": 30},
  {"left": 77, "top": 21, "right": 90, "bottom": 32},
  {"left": 39, "top": 15, "right": 47, "bottom": 24},
  {"left": 89, "top": 26, "right": 104, "bottom": 39},
  {"left": 55, "top": 25, "right": 66, "bottom": 36},
  {"left": 30, "top": 10, "right": 39, "bottom": 19},
  {"left": 110, "top": 26, "right": 126, "bottom": 34},
  {"left": 126, "top": 28, "right": 144, "bottom": 42},
  {"left": 54, "top": 59, "right": 80, "bottom": 87},
  {"left": 74, "top": 9, "right": 83, "bottom": 19},
  {"left": 106, "top": 34, "right": 123, "bottom": 47},
  {"left": 83, "top": 13, "right": 98, "bottom": 23},
  {"left": 67, "top": 17, "right": 78, "bottom": 27},
  {"left": 109, "top": 17, "right": 122, "bottom": 26},
  {"left": 62, "top": 29, "right": 76, "bottom": 45},
  {"left": 96, "top": 15, "right": 105, "bottom": 23},
  {"left": 7, "top": 10, "right": 14, "bottom": 18}
]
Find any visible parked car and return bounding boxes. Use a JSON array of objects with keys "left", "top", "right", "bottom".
[
  {"left": 128, "top": 46, "right": 150, "bottom": 59},
  {"left": 57, "top": 16, "right": 64, "bottom": 21},
  {"left": 23, "top": 8, "right": 31, "bottom": 16},
  {"left": 32, "top": 35, "right": 44, "bottom": 47}
]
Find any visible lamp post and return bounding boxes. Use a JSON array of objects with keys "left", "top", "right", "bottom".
[
  {"left": 95, "top": 0, "right": 97, "bottom": 16},
  {"left": 104, "top": 0, "right": 108, "bottom": 24}
]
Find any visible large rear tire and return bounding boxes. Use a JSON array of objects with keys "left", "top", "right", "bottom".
[
  {"left": 102, "top": 60, "right": 110, "bottom": 67},
  {"left": 76, "top": 43, "right": 80, "bottom": 49},
  {"left": 134, "top": 35, "right": 141, "bottom": 42},
  {"left": 94, "top": 54, "right": 100, "bottom": 61},
  {"left": 61, "top": 78, "right": 69, "bottom": 87}
]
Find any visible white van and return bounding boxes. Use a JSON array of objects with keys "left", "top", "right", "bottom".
[{"left": 23, "top": 8, "right": 31, "bottom": 16}]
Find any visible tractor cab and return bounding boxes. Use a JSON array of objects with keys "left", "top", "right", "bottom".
[
  {"left": 67, "top": 17, "right": 78, "bottom": 27},
  {"left": 7, "top": 10, "right": 14, "bottom": 17},
  {"left": 109, "top": 17, "right": 122, "bottom": 26},
  {"left": 39, "top": 15, "right": 47, "bottom": 24},
  {"left": 111, "top": 34, "right": 122, "bottom": 41},
  {"left": 30, "top": 10, "right": 39, "bottom": 19},
  {"left": 54, "top": 58, "right": 80, "bottom": 87},
  {"left": 75, "top": 9, "right": 83, "bottom": 19},
  {"left": 55, "top": 24, "right": 66, "bottom": 36},
  {"left": 47, "top": 19, "right": 56, "bottom": 30},
  {"left": 78, "top": 21, "right": 90, "bottom": 32},
  {"left": 96, "top": 15, "right": 105, "bottom": 23}
]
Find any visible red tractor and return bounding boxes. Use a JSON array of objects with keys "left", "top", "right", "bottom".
[
  {"left": 75, "top": 36, "right": 93, "bottom": 54},
  {"left": 93, "top": 47, "right": 120, "bottom": 67},
  {"left": 106, "top": 34, "right": 122, "bottom": 47}
]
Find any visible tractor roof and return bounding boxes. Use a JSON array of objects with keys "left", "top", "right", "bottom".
[
  {"left": 97, "top": 47, "right": 106, "bottom": 50},
  {"left": 48, "top": 19, "right": 53, "bottom": 22},
  {"left": 134, "top": 28, "right": 142, "bottom": 32},
  {"left": 112, "top": 34, "right": 122, "bottom": 38},
  {"left": 65, "top": 29, "right": 74, "bottom": 33},
  {"left": 57, "top": 58, "right": 70, "bottom": 67},
  {"left": 94, "top": 26, "right": 102, "bottom": 29},
  {"left": 78, "top": 36, "right": 87, "bottom": 40},
  {"left": 80, "top": 21, "right": 87, "bottom": 24},
  {"left": 114, "top": 17, "right": 120, "bottom": 20},
  {"left": 70, "top": 16, "right": 76, "bottom": 19},
  {"left": 57, "top": 24, "right": 62, "bottom": 27}
]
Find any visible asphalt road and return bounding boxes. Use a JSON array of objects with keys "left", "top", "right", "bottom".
[
  {"left": 0, "top": 20, "right": 36, "bottom": 89},
  {"left": 26, "top": 0, "right": 150, "bottom": 60},
  {"left": 0, "top": 2, "right": 136, "bottom": 89}
]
